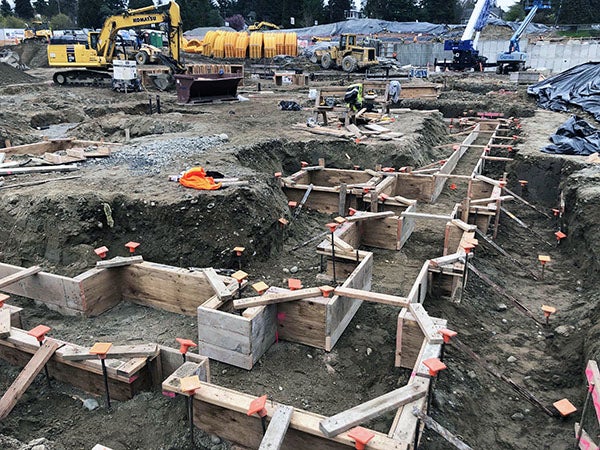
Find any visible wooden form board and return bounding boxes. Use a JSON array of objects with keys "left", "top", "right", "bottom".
[
  {"left": 0, "top": 262, "right": 83, "bottom": 316},
  {"left": 283, "top": 187, "right": 354, "bottom": 216},
  {"left": 395, "top": 310, "right": 446, "bottom": 369},
  {"left": 74, "top": 267, "right": 122, "bottom": 317},
  {"left": 121, "top": 262, "right": 221, "bottom": 316},
  {"left": 319, "top": 383, "right": 428, "bottom": 438},
  {"left": 197, "top": 302, "right": 276, "bottom": 370},
  {"left": 0, "top": 339, "right": 59, "bottom": 419},
  {"left": 3, "top": 138, "right": 120, "bottom": 157},
  {"left": 0, "top": 327, "right": 152, "bottom": 401},
  {"left": 162, "top": 369, "right": 409, "bottom": 450},
  {"left": 259, "top": 405, "right": 294, "bottom": 450},
  {"left": 326, "top": 252, "right": 373, "bottom": 351},
  {"left": 358, "top": 215, "right": 402, "bottom": 251},
  {"left": 406, "top": 261, "right": 429, "bottom": 304},
  {"left": 307, "top": 168, "right": 374, "bottom": 187}
]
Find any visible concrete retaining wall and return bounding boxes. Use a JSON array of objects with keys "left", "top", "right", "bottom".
[{"left": 383, "top": 38, "right": 600, "bottom": 73}]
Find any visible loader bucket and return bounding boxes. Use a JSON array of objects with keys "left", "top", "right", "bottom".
[{"left": 174, "top": 73, "right": 243, "bottom": 104}]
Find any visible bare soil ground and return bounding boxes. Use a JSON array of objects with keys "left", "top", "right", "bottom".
[{"left": 0, "top": 56, "right": 598, "bottom": 450}]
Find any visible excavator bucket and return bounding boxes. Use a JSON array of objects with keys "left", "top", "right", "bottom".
[
  {"left": 149, "top": 73, "right": 175, "bottom": 91},
  {"left": 174, "top": 73, "right": 243, "bottom": 104}
]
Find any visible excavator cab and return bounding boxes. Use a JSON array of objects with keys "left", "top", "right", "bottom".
[
  {"left": 89, "top": 32, "right": 99, "bottom": 51},
  {"left": 340, "top": 34, "right": 356, "bottom": 49}
]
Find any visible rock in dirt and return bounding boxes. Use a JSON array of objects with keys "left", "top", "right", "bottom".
[
  {"left": 290, "top": 265, "right": 299, "bottom": 273},
  {"left": 554, "top": 325, "right": 575, "bottom": 337},
  {"left": 210, "top": 435, "right": 221, "bottom": 445},
  {"left": 83, "top": 398, "right": 99, "bottom": 411},
  {"left": 507, "top": 356, "right": 517, "bottom": 363},
  {"left": 496, "top": 303, "right": 508, "bottom": 312},
  {"left": 511, "top": 412, "right": 525, "bottom": 421},
  {"left": 467, "top": 370, "right": 477, "bottom": 379}
]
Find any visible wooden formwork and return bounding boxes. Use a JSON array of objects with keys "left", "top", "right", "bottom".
[
  {"left": 0, "top": 261, "right": 236, "bottom": 317},
  {"left": 197, "top": 250, "right": 373, "bottom": 369},
  {"left": 0, "top": 325, "right": 210, "bottom": 402},
  {"left": 282, "top": 167, "right": 384, "bottom": 215}
]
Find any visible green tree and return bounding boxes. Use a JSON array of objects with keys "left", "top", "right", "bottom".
[
  {"left": 127, "top": 0, "right": 154, "bottom": 9},
  {"left": 364, "top": 0, "right": 417, "bottom": 21},
  {"left": 15, "top": 0, "right": 35, "bottom": 19},
  {"left": 326, "top": 0, "right": 351, "bottom": 22},
  {"left": 5, "top": 15, "right": 27, "bottom": 26},
  {"left": 504, "top": 1, "right": 526, "bottom": 21},
  {"left": 179, "top": 0, "right": 222, "bottom": 30},
  {"left": 1, "top": 0, "right": 12, "bottom": 16},
  {"left": 420, "top": 0, "right": 458, "bottom": 23},
  {"left": 302, "top": 0, "right": 325, "bottom": 26},
  {"left": 50, "top": 12, "right": 73, "bottom": 28},
  {"left": 77, "top": 0, "right": 102, "bottom": 27}
]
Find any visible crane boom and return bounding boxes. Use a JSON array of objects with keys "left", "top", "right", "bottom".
[
  {"left": 461, "top": 0, "right": 494, "bottom": 42},
  {"left": 496, "top": 0, "right": 551, "bottom": 74}
]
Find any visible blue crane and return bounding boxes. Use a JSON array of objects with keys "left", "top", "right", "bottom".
[
  {"left": 496, "top": 0, "right": 551, "bottom": 74},
  {"left": 435, "top": 0, "right": 495, "bottom": 71}
]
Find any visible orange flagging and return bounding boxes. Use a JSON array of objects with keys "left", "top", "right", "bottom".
[{"left": 179, "top": 167, "right": 222, "bottom": 190}]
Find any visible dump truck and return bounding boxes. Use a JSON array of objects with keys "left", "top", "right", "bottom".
[{"left": 315, "top": 34, "right": 378, "bottom": 72}]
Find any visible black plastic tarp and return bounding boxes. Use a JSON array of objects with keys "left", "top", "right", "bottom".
[
  {"left": 542, "top": 115, "right": 600, "bottom": 155},
  {"left": 528, "top": 62, "right": 600, "bottom": 121}
]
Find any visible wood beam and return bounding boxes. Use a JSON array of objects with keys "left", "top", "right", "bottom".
[
  {"left": 0, "top": 339, "right": 59, "bottom": 419},
  {"left": 59, "top": 343, "right": 159, "bottom": 361},
  {"left": 345, "top": 211, "right": 394, "bottom": 222},
  {"left": 202, "top": 268, "right": 234, "bottom": 301},
  {"left": 259, "top": 405, "right": 294, "bottom": 450},
  {"left": 0, "top": 309, "right": 10, "bottom": 339},
  {"left": 408, "top": 303, "right": 444, "bottom": 344},
  {"left": 233, "top": 287, "right": 323, "bottom": 310},
  {"left": 319, "top": 383, "right": 427, "bottom": 438},
  {"left": 162, "top": 376, "right": 407, "bottom": 449},
  {"left": 96, "top": 256, "right": 143, "bottom": 269},
  {"left": 333, "top": 287, "right": 408, "bottom": 308},
  {"left": 0, "top": 266, "right": 42, "bottom": 290}
]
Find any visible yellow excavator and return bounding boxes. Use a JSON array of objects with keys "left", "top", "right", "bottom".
[{"left": 47, "top": 1, "right": 184, "bottom": 86}]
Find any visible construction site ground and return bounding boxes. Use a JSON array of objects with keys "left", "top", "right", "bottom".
[{"left": 0, "top": 55, "right": 599, "bottom": 450}]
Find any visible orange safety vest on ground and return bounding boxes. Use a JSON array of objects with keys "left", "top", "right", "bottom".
[{"left": 179, "top": 167, "right": 222, "bottom": 190}]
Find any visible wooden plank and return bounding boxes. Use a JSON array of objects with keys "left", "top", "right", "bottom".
[
  {"left": 259, "top": 405, "right": 294, "bottom": 450},
  {"left": 122, "top": 262, "right": 214, "bottom": 316},
  {"left": 0, "top": 165, "right": 79, "bottom": 175},
  {"left": 59, "top": 344, "right": 159, "bottom": 361},
  {"left": 0, "top": 266, "right": 42, "bottom": 289},
  {"left": 319, "top": 383, "right": 428, "bottom": 438},
  {"left": 0, "top": 339, "right": 59, "bottom": 419},
  {"left": 0, "top": 263, "right": 82, "bottom": 314},
  {"left": 203, "top": 268, "right": 233, "bottom": 300},
  {"left": 326, "top": 235, "right": 355, "bottom": 251},
  {"left": 333, "top": 287, "right": 408, "bottom": 307},
  {"left": 95, "top": 255, "right": 143, "bottom": 269},
  {"left": 75, "top": 268, "right": 122, "bottom": 317},
  {"left": 250, "top": 305, "right": 277, "bottom": 365},
  {"left": 345, "top": 211, "right": 394, "bottom": 222},
  {"left": 359, "top": 216, "right": 401, "bottom": 251},
  {"left": 408, "top": 303, "right": 443, "bottom": 344},
  {"left": 233, "top": 287, "right": 323, "bottom": 310},
  {"left": 161, "top": 378, "right": 407, "bottom": 450},
  {"left": 0, "top": 309, "right": 11, "bottom": 339},
  {"left": 196, "top": 340, "right": 254, "bottom": 370},
  {"left": 278, "top": 297, "right": 328, "bottom": 349}
]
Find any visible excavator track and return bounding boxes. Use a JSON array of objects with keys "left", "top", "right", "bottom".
[{"left": 52, "top": 70, "right": 113, "bottom": 87}]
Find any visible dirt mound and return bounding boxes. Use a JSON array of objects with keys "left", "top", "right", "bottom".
[
  {"left": 14, "top": 40, "right": 49, "bottom": 68},
  {"left": 0, "top": 62, "right": 37, "bottom": 86}
]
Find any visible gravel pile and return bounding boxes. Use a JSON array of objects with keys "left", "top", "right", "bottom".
[{"left": 94, "top": 134, "right": 229, "bottom": 175}]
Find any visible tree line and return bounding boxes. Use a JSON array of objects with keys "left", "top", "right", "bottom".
[{"left": 1, "top": 0, "right": 598, "bottom": 32}]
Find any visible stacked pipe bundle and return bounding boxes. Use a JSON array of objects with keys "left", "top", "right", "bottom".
[
  {"left": 263, "top": 33, "right": 277, "bottom": 58},
  {"left": 234, "top": 33, "right": 249, "bottom": 58},
  {"left": 201, "top": 30, "right": 218, "bottom": 56},
  {"left": 212, "top": 32, "right": 225, "bottom": 58},
  {"left": 249, "top": 32, "right": 263, "bottom": 59},
  {"left": 284, "top": 32, "right": 297, "bottom": 56}
]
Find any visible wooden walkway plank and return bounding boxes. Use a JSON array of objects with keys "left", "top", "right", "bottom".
[
  {"left": 0, "top": 266, "right": 42, "bottom": 290},
  {"left": 345, "top": 211, "right": 394, "bottom": 222},
  {"left": 0, "top": 339, "right": 60, "bottom": 419},
  {"left": 319, "top": 383, "right": 427, "bottom": 438},
  {"left": 259, "top": 405, "right": 294, "bottom": 450},
  {"left": 233, "top": 287, "right": 322, "bottom": 310}
]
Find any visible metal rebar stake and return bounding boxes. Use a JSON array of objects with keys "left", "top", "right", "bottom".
[
  {"left": 38, "top": 340, "right": 51, "bottom": 389},
  {"left": 100, "top": 358, "right": 111, "bottom": 409},
  {"left": 188, "top": 395, "right": 195, "bottom": 448},
  {"left": 331, "top": 231, "right": 337, "bottom": 284},
  {"left": 575, "top": 384, "right": 595, "bottom": 447}
]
